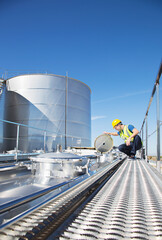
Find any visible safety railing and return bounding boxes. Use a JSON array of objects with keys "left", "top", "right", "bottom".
[
  {"left": 0, "top": 119, "right": 90, "bottom": 157},
  {"left": 140, "top": 61, "right": 162, "bottom": 172},
  {"left": 0, "top": 68, "right": 52, "bottom": 80}
]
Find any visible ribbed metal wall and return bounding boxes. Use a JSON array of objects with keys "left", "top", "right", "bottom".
[{"left": 4, "top": 74, "right": 91, "bottom": 152}]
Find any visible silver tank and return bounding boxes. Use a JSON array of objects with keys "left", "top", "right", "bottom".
[{"left": 4, "top": 74, "right": 91, "bottom": 152}]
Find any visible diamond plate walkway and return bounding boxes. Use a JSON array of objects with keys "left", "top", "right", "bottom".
[{"left": 60, "top": 159, "right": 162, "bottom": 240}]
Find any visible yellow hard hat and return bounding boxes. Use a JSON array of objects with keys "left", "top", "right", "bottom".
[{"left": 112, "top": 119, "right": 121, "bottom": 128}]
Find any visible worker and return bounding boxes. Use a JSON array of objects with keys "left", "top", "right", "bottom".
[{"left": 104, "top": 119, "right": 142, "bottom": 159}]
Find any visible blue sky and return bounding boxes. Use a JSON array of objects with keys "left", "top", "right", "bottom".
[{"left": 0, "top": 0, "right": 162, "bottom": 155}]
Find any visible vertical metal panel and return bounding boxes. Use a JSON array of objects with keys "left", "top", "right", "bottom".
[{"left": 4, "top": 74, "right": 91, "bottom": 152}]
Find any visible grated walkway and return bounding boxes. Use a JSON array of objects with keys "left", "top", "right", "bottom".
[{"left": 60, "top": 159, "right": 162, "bottom": 240}]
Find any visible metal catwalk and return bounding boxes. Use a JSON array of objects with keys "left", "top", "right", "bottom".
[{"left": 59, "top": 159, "right": 162, "bottom": 240}]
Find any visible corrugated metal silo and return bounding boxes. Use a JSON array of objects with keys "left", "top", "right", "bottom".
[{"left": 4, "top": 74, "right": 91, "bottom": 152}]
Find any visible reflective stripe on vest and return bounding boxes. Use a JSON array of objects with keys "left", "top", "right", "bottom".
[{"left": 119, "top": 125, "right": 134, "bottom": 142}]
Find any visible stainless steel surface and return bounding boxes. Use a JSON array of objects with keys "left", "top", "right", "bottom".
[
  {"left": 0, "top": 158, "right": 122, "bottom": 239},
  {"left": 60, "top": 159, "right": 162, "bottom": 240},
  {"left": 0, "top": 166, "right": 76, "bottom": 228},
  {"left": 31, "top": 152, "right": 88, "bottom": 178},
  {"left": 0, "top": 152, "right": 39, "bottom": 162},
  {"left": 94, "top": 134, "right": 113, "bottom": 153},
  {"left": 4, "top": 74, "right": 91, "bottom": 152}
]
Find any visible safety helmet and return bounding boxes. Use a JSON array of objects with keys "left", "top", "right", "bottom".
[{"left": 112, "top": 119, "right": 122, "bottom": 128}]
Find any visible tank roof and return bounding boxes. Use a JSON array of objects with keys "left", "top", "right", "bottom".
[{"left": 6, "top": 73, "right": 91, "bottom": 93}]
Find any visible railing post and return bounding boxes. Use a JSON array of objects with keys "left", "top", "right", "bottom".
[
  {"left": 44, "top": 131, "right": 46, "bottom": 152},
  {"left": 65, "top": 72, "right": 68, "bottom": 150},
  {"left": 145, "top": 117, "right": 148, "bottom": 162},
  {"left": 156, "top": 83, "right": 161, "bottom": 172},
  {"left": 141, "top": 128, "right": 144, "bottom": 159},
  {"left": 15, "top": 125, "right": 20, "bottom": 161},
  {"left": 61, "top": 135, "right": 63, "bottom": 147}
]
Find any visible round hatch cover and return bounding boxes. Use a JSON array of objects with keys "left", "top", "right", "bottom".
[{"left": 94, "top": 134, "right": 113, "bottom": 153}]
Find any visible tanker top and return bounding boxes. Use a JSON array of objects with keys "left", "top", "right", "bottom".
[
  {"left": 35, "top": 152, "right": 84, "bottom": 160},
  {"left": 94, "top": 134, "right": 113, "bottom": 153}
]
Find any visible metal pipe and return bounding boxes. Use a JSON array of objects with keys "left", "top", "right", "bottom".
[
  {"left": 0, "top": 119, "right": 90, "bottom": 141},
  {"left": 15, "top": 125, "right": 20, "bottom": 161},
  {"left": 145, "top": 117, "right": 148, "bottom": 162},
  {"left": 0, "top": 118, "right": 51, "bottom": 132},
  {"left": 0, "top": 180, "right": 69, "bottom": 215},
  {"left": 140, "top": 61, "right": 162, "bottom": 132},
  {"left": 65, "top": 72, "right": 68, "bottom": 149},
  {"left": 156, "top": 83, "right": 161, "bottom": 172},
  {"left": 141, "top": 128, "right": 144, "bottom": 159},
  {"left": 44, "top": 131, "right": 46, "bottom": 152}
]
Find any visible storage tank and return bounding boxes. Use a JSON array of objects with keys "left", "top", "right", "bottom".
[{"left": 4, "top": 74, "right": 91, "bottom": 152}]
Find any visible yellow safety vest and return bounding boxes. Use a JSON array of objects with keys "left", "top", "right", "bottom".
[{"left": 119, "top": 125, "right": 134, "bottom": 142}]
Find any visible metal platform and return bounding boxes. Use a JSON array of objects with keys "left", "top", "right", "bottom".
[
  {"left": 0, "top": 158, "right": 161, "bottom": 240},
  {"left": 59, "top": 159, "right": 162, "bottom": 240}
]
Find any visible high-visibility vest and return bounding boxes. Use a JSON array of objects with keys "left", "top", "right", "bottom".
[{"left": 119, "top": 125, "right": 134, "bottom": 142}]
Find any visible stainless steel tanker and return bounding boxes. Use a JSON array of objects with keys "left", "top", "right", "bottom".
[
  {"left": 4, "top": 74, "right": 91, "bottom": 152},
  {"left": 0, "top": 135, "right": 117, "bottom": 231}
]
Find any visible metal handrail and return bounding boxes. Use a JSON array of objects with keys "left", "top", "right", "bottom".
[
  {"left": 142, "top": 122, "right": 162, "bottom": 142},
  {"left": 0, "top": 118, "right": 90, "bottom": 158},
  {"left": 140, "top": 62, "right": 162, "bottom": 132},
  {"left": 140, "top": 61, "right": 162, "bottom": 172},
  {"left": 0, "top": 119, "right": 89, "bottom": 140},
  {"left": 0, "top": 180, "right": 69, "bottom": 214},
  {"left": 0, "top": 119, "right": 46, "bottom": 132}
]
